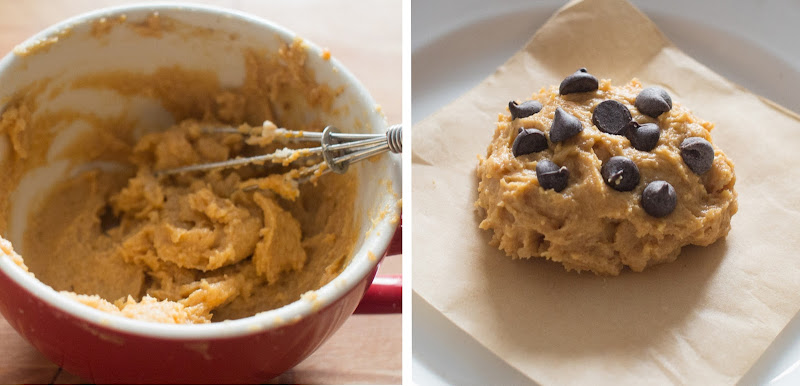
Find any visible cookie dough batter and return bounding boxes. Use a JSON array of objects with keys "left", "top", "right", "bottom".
[
  {"left": 476, "top": 71, "right": 737, "bottom": 275},
  {"left": 0, "top": 26, "right": 359, "bottom": 323}
]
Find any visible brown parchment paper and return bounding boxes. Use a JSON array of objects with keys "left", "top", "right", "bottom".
[{"left": 411, "top": 0, "right": 800, "bottom": 384}]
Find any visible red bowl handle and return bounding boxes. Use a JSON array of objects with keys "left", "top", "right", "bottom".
[
  {"left": 354, "top": 274, "right": 401, "bottom": 314},
  {"left": 354, "top": 222, "right": 402, "bottom": 314}
]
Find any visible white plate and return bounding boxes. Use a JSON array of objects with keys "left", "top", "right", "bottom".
[{"left": 411, "top": 0, "right": 800, "bottom": 384}]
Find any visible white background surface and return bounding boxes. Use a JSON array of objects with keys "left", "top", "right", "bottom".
[{"left": 411, "top": 0, "right": 800, "bottom": 384}]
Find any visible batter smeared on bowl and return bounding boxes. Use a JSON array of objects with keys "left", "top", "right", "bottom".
[
  {"left": 0, "top": 27, "right": 361, "bottom": 323},
  {"left": 476, "top": 69, "right": 737, "bottom": 275}
]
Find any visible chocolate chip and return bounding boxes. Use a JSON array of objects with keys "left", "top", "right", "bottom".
[
  {"left": 512, "top": 128, "right": 548, "bottom": 157},
  {"left": 559, "top": 68, "right": 599, "bottom": 95},
  {"left": 625, "top": 121, "right": 660, "bottom": 151},
  {"left": 592, "top": 100, "right": 632, "bottom": 135},
  {"left": 509, "top": 100, "right": 543, "bottom": 120},
  {"left": 536, "top": 159, "right": 569, "bottom": 192},
  {"left": 641, "top": 181, "right": 677, "bottom": 217},
  {"left": 635, "top": 87, "right": 672, "bottom": 118},
  {"left": 549, "top": 107, "right": 583, "bottom": 143},
  {"left": 680, "top": 137, "right": 714, "bottom": 175},
  {"left": 601, "top": 156, "right": 640, "bottom": 191}
]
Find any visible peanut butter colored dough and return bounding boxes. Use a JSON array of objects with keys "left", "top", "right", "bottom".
[
  {"left": 476, "top": 79, "right": 737, "bottom": 275},
  {"left": 1, "top": 34, "right": 359, "bottom": 323}
]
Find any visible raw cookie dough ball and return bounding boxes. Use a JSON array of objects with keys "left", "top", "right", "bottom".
[{"left": 476, "top": 75, "right": 737, "bottom": 275}]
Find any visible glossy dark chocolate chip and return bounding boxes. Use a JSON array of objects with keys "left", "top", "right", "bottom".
[
  {"left": 512, "top": 128, "right": 548, "bottom": 157},
  {"left": 635, "top": 87, "right": 672, "bottom": 118},
  {"left": 559, "top": 68, "right": 599, "bottom": 95},
  {"left": 536, "top": 159, "right": 569, "bottom": 192},
  {"left": 549, "top": 107, "right": 583, "bottom": 143},
  {"left": 592, "top": 100, "right": 632, "bottom": 135},
  {"left": 509, "top": 100, "right": 543, "bottom": 120},
  {"left": 601, "top": 156, "right": 640, "bottom": 192},
  {"left": 641, "top": 180, "right": 677, "bottom": 218},
  {"left": 680, "top": 137, "right": 714, "bottom": 175},
  {"left": 625, "top": 121, "right": 660, "bottom": 151}
]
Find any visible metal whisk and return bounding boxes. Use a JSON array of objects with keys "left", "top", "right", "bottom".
[{"left": 155, "top": 124, "right": 402, "bottom": 182}]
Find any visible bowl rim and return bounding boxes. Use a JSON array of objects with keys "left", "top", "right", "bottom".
[{"left": 0, "top": 2, "right": 401, "bottom": 339}]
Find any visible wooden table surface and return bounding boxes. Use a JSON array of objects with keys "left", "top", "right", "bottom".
[{"left": 0, "top": 0, "right": 402, "bottom": 384}]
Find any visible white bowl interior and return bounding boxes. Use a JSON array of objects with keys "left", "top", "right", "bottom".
[{"left": 0, "top": 3, "right": 401, "bottom": 338}]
